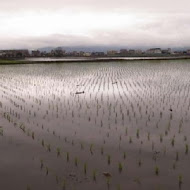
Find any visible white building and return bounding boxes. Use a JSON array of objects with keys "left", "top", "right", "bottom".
[
  {"left": 83, "top": 52, "right": 91, "bottom": 57},
  {"left": 146, "top": 48, "right": 162, "bottom": 54},
  {"left": 107, "top": 50, "right": 118, "bottom": 56},
  {"left": 0, "top": 51, "right": 5, "bottom": 57},
  {"left": 135, "top": 49, "right": 142, "bottom": 54}
]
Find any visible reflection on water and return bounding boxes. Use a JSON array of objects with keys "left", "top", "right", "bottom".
[{"left": 1, "top": 60, "right": 190, "bottom": 189}]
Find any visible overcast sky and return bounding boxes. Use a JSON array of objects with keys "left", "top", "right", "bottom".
[{"left": 0, "top": 0, "right": 190, "bottom": 49}]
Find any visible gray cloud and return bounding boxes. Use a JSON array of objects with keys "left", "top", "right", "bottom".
[
  {"left": 0, "top": 0, "right": 190, "bottom": 49},
  {"left": 1, "top": 18, "right": 190, "bottom": 50},
  {"left": 0, "top": 0, "right": 190, "bottom": 13}
]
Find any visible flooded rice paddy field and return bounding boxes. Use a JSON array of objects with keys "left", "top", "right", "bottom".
[{"left": 0, "top": 60, "right": 190, "bottom": 190}]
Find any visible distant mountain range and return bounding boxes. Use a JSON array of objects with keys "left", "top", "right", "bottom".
[{"left": 37, "top": 46, "right": 190, "bottom": 53}]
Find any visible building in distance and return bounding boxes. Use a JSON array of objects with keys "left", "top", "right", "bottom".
[
  {"left": 135, "top": 49, "right": 143, "bottom": 55},
  {"left": 0, "top": 49, "right": 29, "bottom": 58},
  {"left": 120, "top": 49, "right": 128, "bottom": 56},
  {"left": 107, "top": 50, "right": 118, "bottom": 56},
  {"left": 83, "top": 52, "right": 91, "bottom": 57},
  {"left": 31, "top": 50, "right": 41, "bottom": 57},
  {"left": 146, "top": 48, "right": 162, "bottom": 54},
  {"left": 162, "top": 48, "right": 172, "bottom": 55},
  {"left": 128, "top": 49, "right": 135, "bottom": 54},
  {"left": 91, "top": 52, "right": 105, "bottom": 57}
]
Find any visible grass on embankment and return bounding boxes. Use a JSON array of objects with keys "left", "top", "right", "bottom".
[{"left": 0, "top": 59, "right": 27, "bottom": 65}]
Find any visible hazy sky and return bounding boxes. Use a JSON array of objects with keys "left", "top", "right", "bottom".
[{"left": 0, "top": 0, "right": 190, "bottom": 49}]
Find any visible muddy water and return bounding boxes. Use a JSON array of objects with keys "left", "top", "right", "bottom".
[{"left": 0, "top": 60, "right": 190, "bottom": 190}]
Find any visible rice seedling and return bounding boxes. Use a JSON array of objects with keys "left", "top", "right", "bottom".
[
  {"left": 66, "top": 152, "right": 69, "bottom": 162},
  {"left": 155, "top": 166, "right": 159, "bottom": 176},
  {"left": 185, "top": 144, "right": 188, "bottom": 154},
  {"left": 178, "top": 126, "right": 181, "bottom": 134},
  {"left": 160, "top": 134, "right": 163, "bottom": 143},
  {"left": 80, "top": 142, "right": 84, "bottom": 150},
  {"left": 92, "top": 170, "right": 97, "bottom": 181},
  {"left": 31, "top": 131, "right": 35, "bottom": 139},
  {"left": 47, "top": 144, "right": 51, "bottom": 152},
  {"left": 138, "top": 159, "right": 142, "bottom": 167},
  {"left": 136, "top": 129, "right": 140, "bottom": 138},
  {"left": 123, "top": 152, "right": 126, "bottom": 159},
  {"left": 117, "top": 184, "right": 121, "bottom": 190},
  {"left": 56, "top": 147, "right": 61, "bottom": 157},
  {"left": 147, "top": 132, "right": 150, "bottom": 141},
  {"left": 171, "top": 138, "right": 175, "bottom": 147},
  {"left": 90, "top": 144, "right": 93, "bottom": 154},
  {"left": 129, "top": 136, "right": 132, "bottom": 144},
  {"left": 46, "top": 167, "right": 49, "bottom": 175},
  {"left": 106, "top": 177, "right": 110, "bottom": 190},
  {"left": 0, "top": 127, "right": 3, "bottom": 136},
  {"left": 118, "top": 162, "right": 123, "bottom": 173},
  {"left": 61, "top": 179, "right": 66, "bottom": 190},
  {"left": 125, "top": 127, "right": 128, "bottom": 135},
  {"left": 40, "top": 159, "right": 44, "bottom": 169},
  {"left": 160, "top": 111, "right": 162, "bottom": 118},
  {"left": 20, "top": 125, "right": 26, "bottom": 133},
  {"left": 84, "top": 162, "right": 87, "bottom": 175},
  {"left": 107, "top": 155, "right": 111, "bottom": 165},
  {"left": 101, "top": 146, "right": 104, "bottom": 155},
  {"left": 178, "top": 175, "right": 182, "bottom": 189},
  {"left": 74, "top": 157, "right": 78, "bottom": 167}
]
